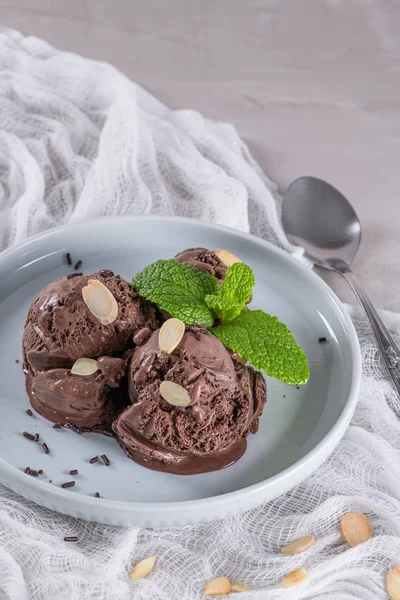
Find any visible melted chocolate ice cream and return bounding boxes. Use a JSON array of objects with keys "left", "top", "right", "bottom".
[
  {"left": 113, "top": 326, "right": 266, "bottom": 474},
  {"left": 23, "top": 271, "right": 158, "bottom": 428}
]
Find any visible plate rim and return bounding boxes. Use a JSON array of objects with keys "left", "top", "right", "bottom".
[{"left": 0, "top": 215, "right": 362, "bottom": 520}]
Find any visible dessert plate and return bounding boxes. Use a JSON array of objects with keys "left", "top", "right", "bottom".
[{"left": 0, "top": 216, "right": 361, "bottom": 527}]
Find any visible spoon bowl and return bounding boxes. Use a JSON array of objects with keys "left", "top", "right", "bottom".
[{"left": 282, "top": 177, "right": 361, "bottom": 270}]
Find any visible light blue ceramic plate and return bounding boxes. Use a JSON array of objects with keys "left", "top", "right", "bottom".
[{"left": 0, "top": 216, "right": 361, "bottom": 527}]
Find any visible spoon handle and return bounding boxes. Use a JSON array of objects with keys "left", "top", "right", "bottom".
[{"left": 339, "top": 268, "right": 400, "bottom": 395}]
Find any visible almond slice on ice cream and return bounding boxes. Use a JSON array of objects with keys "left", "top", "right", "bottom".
[
  {"left": 71, "top": 358, "right": 98, "bottom": 376},
  {"left": 82, "top": 279, "right": 118, "bottom": 325},
  {"left": 281, "top": 567, "right": 309, "bottom": 588},
  {"left": 204, "top": 577, "right": 232, "bottom": 595},
  {"left": 130, "top": 555, "right": 156, "bottom": 580},
  {"left": 158, "top": 318, "right": 185, "bottom": 354},
  {"left": 159, "top": 381, "right": 191, "bottom": 407},
  {"left": 280, "top": 535, "right": 316, "bottom": 555},
  {"left": 213, "top": 248, "right": 242, "bottom": 267},
  {"left": 341, "top": 512, "right": 373, "bottom": 547},
  {"left": 231, "top": 584, "right": 252, "bottom": 593},
  {"left": 388, "top": 566, "right": 400, "bottom": 600}
]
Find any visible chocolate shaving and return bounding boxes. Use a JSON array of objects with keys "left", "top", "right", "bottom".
[{"left": 101, "top": 454, "right": 110, "bottom": 466}]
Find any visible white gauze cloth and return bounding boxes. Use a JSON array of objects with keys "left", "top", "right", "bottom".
[{"left": 0, "top": 28, "right": 399, "bottom": 600}]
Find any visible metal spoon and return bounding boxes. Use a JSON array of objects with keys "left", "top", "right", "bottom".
[{"left": 282, "top": 176, "right": 400, "bottom": 393}]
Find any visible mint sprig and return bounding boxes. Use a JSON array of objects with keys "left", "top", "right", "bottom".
[
  {"left": 205, "top": 262, "right": 254, "bottom": 321},
  {"left": 132, "top": 257, "right": 310, "bottom": 385}
]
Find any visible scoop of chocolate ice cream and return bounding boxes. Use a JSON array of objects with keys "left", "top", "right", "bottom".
[
  {"left": 113, "top": 326, "right": 266, "bottom": 474},
  {"left": 27, "top": 356, "right": 127, "bottom": 428},
  {"left": 174, "top": 248, "right": 228, "bottom": 280},
  {"left": 23, "top": 270, "right": 158, "bottom": 374},
  {"left": 23, "top": 270, "right": 159, "bottom": 428}
]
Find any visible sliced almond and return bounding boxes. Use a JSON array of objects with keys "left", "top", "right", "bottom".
[
  {"left": 213, "top": 248, "right": 242, "bottom": 267},
  {"left": 158, "top": 318, "right": 185, "bottom": 354},
  {"left": 281, "top": 567, "right": 309, "bottom": 588},
  {"left": 71, "top": 358, "right": 98, "bottom": 376},
  {"left": 204, "top": 577, "right": 232, "bottom": 595},
  {"left": 341, "top": 512, "right": 373, "bottom": 547},
  {"left": 280, "top": 535, "right": 316, "bottom": 555},
  {"left": 130, "top": 555, "right": 156, "bottom": 581},
  {"left": 388, "top": 566, "right": 400, "bottom": 600},
  {"left": 231, "top": 584, "right": 251, "bottom": 593},
  {"left": 82, "top": 279, "right": 118, "bottom": 326},
  {"left": 159, "top": 381, "right": 191, "bottom": 407}
]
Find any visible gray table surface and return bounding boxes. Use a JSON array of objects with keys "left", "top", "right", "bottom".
[{"left": 2, "top": 0, "right": 399, "bottom": 311}]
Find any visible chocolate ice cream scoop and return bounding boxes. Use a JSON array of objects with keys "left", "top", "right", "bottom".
[
  {"left": 174, "top": 248, "right": 228, "bottom": 280},
  {"left": 23, "top": 270, "right": 159, "bottom": 429},
  {"left": 113, "top": 326, "right": 266, "bottom": 475},
  {"left": 23, "top": 270, "right": 158, "bottom": 374}
]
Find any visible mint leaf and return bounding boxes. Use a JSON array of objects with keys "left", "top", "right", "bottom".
[
  {"left": 219, "top": 262, "right": 255, "bottom": 306},
  {"left": 205, "top": 263, "right": 255, "bottom": 322},
  {"left": 205, "top": 295, "right": 243, "bottom": 322},
  {"left": 212, "top": 310, "right": 310, "bottom": 385},
  {"left": 132, "top": 259, "right": 218, "bottom": 327}
]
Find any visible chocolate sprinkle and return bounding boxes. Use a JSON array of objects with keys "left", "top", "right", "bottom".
[
  {"left": 53, "top": 423, "right": 62, "bottom": 429},
  {"left": 318, "top": 336, "right": 327, "bottom": 343},
  {"left": 61, "top": 481, "right": 75, "bottom": 489},
  {"left": 30, "top": 470, "right": 39, "bottom": 477},
  {"left": 101, "top": 454, "right": 110, "bottom": 466},
  {"left": 89, "top": 456, "right": 99, "bottom": 464},
  {"left": 80, "top": 426, "right": 92, "bottom": 433},
  {"left": 74, "top": 260, "right": 82, "bottom": 270},
  {"left": 94, "top": 492, "right": 100, "bottom": 498},
  {"left": 38, "top": 469, "right": 43, "bottom": 475},
  {"left": 64, "top": 536, "right": 78, "bottom": 542},
  {"left": 66, "top": 252, "right": 72, "bottom": 266},
  {"left": 42, "top": 443, "right": 50, "bottom": 454},
  {"left": 25, "top": 409, "right": 33, "bottom": 416},
  {"left": 102, "top": 430, "right": 115, "bottom": 438},
  {"left": 15, "top": 359, "right": 20, "bottom": 363},
  {"left": 66, "top": 272, "right": 81, "bottom": 280},
  {"left": 70, "top": 425, "right": 83, "bottom": 435},
  {"left": 23, "top": 431, "right": 35, "bottom": 441},
  {"left": 69, "top": 469, "right": 78, "bottom": 476},
  {"left": 24, "top": 467, "right": 31, "bottom": 474},
  {"left": 34, "top": 433, "right": 39, "bottom": 442}
]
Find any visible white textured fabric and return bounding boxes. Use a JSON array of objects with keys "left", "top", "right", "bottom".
[{"left": 0, "top": 28, "right": 399, "bottom": 600}]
